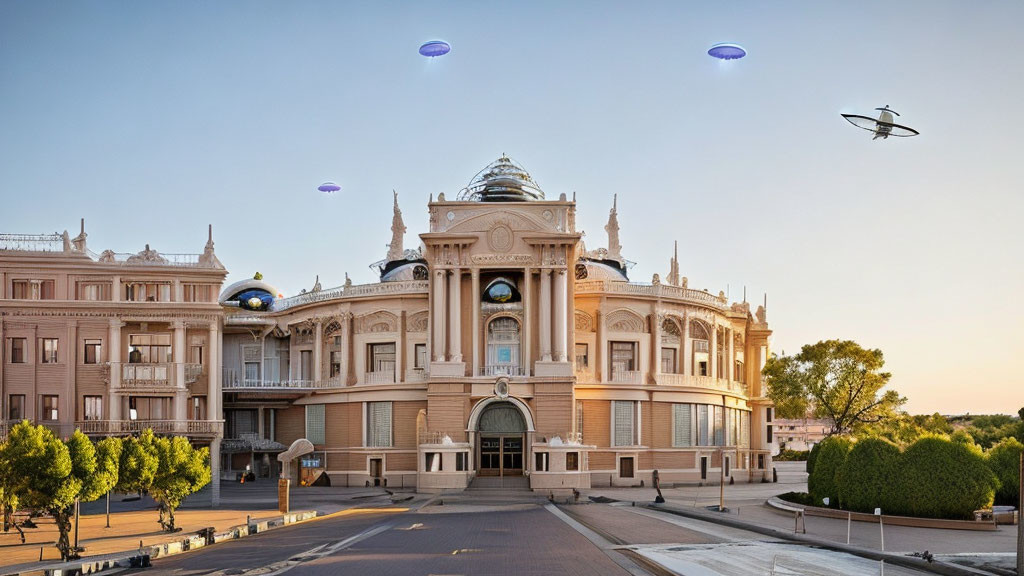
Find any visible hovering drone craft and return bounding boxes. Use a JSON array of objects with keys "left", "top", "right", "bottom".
[{"left": 841, "top": 105, "right": 919, "bottom": 140}]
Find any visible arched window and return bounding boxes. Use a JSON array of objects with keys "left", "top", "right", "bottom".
[
  {"left": 689, "top": 320, "right": 710, "bottom": 376},
  {"left": 486, "top": 317, "right": 521, "bottom": 375},
  {"left": 483, "top": 278, "right": 520, "bottom": 303}
]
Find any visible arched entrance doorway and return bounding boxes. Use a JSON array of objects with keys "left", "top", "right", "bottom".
[{"left": 476, "top": 401, "right": 527, "bottom": 477}]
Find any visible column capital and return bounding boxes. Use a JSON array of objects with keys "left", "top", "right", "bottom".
[
  {"left": 109, "top": 319, "right": 125, "bottom": 328},
  {"left": 172, "top": 319, "right": 186, "bottom": 329}
]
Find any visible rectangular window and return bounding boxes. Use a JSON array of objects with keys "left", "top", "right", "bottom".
[
  {"left": 8, "top": 394, "right": 25, "bottom": 420},
  {"left": 84, "top": 339, "right": 102, "bottom": 364},
  {"left": 672, "top": 403, "right": 693, "bottom": 447},
  {"left": 575, "top": 343, "right": 589, "bottom": 370},
  {"left": 535, "top": 452, "right": 549, "bottom": 472},
  {"left": 126, "top": 282, "right": 171, "bottom": 302},
  {"left": 426, "top": 452, "right": 443, "bottom": 472},
  {"left": 12, "top": 280, "right": 29, "bottom": 300},
  {"left": 698, "top": 360, "right": 708, "bottom": 376},
  {"left": 183, "top": 284, "right": 213, "bottom": 303},
  {"left": 698, "top": 404, "right": 710, "bottom": 446},
  {"left": 41, "top": 395, "right": 59, "bottom": 421},
  {"left": 367, "top": 343, "right": 396, "bottom": 376},
  {"left": 330, "top": 351, "right": 342, "bottom": 377},
  {"left": 619, "top": 456, "right": 634, "bottom": 478},
  {"left": 455, "top": 452, "right": 468, "bottom": 471},
  {"left": 566, "top": 452, "right": 579, "bottom": 471},
  {"left": 10, "top": 280, "right": 55, "bottom": 300},
  {"left": 610, "top": 341, "right": 637, "bottom": 373},
  {"left": 192, "top": 396, "right": 207, "bottom": 420},
  {"left": 300, "top": 350, "right": 312, "bottom": 380},
  {"left": 766, "top": 407, "right": 773, "bottom": 423},
  {"left": 40, "top": 280, "right": 55, "bottom": 300},
  {"left": 84, "top": 396, "right": 103, "bottom": 421},
  {"left": 414, "top": 343, "right": 427, "bottom": 369},
  {"left": 128, "top": 334, "right": 172, "bottom": 363},
  {"left": 612, "top": 400, "right": 636, "bottom": 447},
  {"left": 367, "top": 401, "right": 392, "bottom": 447},
  {"left": 9, "top": 338, "right": 26, "bottom": 363},
  {"left": 77, "top": 282, "right": 111, "bottom": 301},
  {"left": 190, "top": 345, "right": 203, "bottom": 365},
  {"left": 661, "top": 347, "right": 677, "bottom": 373},
  {"left": 40, "top": 338, "right": 58, "bottom": 363},
  {"left": 714, "top": 405, "right": 725, "bottom": 446},
  {"left": 576, "top": 400, "right": 584, "bottom": 440},
  {"left": 244, "top": 362, "right": 260, "bottom": 381},
  {"left": 305, "top": 404, "right": 325, "bottom": 445},
  {"left": 226, "top": 408, "right": 257, "bottom": 437},
  {"left": 767, "top": 424, "right": 774, "bottom": 444},
  {"left": 333, "top": 335, "right": 342, "bottom": 346}
]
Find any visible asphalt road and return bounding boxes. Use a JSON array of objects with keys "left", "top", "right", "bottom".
[{"left": 144, "top": 506, "right": 630, "bottom": 576}]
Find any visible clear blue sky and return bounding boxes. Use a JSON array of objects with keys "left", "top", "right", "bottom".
[{"left": 2, "top": 1, "right": 1022, "bottom": 415}]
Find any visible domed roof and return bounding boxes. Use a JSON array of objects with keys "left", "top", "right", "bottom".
[
  {"left": 458, "top": 155, "right": 545, "bottom": 202},
  {"left": 219, "top": 278, "right": 280, "bottom": 312},
  {"left": 575, "top": 258, "right": 629, "bottom": 282}
]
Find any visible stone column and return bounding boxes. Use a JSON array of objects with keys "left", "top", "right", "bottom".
[
  {"left": 553, "top": 268, "right": 567, "bottom": 362},
  {"left": 313, "top": 320, "right": 323, "bottom": 386},
  {"left": 257, "top": 407, "right": 265, "bottom": 438},
  {"left": 651, "top": 314, "right": 661, "bottom": 383},
  {"left": 341, "top": 313, "right": 353, "bottom": 385},
  {"left": 522, "top": 268, "right": 532, "bottom": 376},
  {"left": 449, "top": 268, "right": 462, "bottom": 362},
  {"left": 207, "top": 322, "right": 221, "bottom": 425},
  {"left": 471, "top": 269, "right": 480, "bottom": 376},
  {"left": 210, "top": 437, "right": 221, "bottom": 506},
  {"left": 108, "top": 320, "right": 123, "bottom": 420},
  {"left": 67, "top": 321, "right": 77, "bottom": 424},
  {"left": 173, "top": 321, "right": 188, "bottom": 421},
  {"left": 682, "top": 313, "right": 691, "bottom": 379},
  {"left": 727, "top": 327, "right": 735, "bottom": 381},
  {"left": 111, "top": 276, "right": 121, "bottom": 302},
  {"left": 173, "top": 279, "right": 182, "bottom": 302},
  {"left": 596, "top": 310, "right": 606, "bottom": 383},
  {"left": 540, "top": 269, "right": 552, "bottom": 362},
  {"left": 433, "top": 270, "right": 446, "bottom": 361},
  {"left": 397, "top": 311, "right": 405, "bottom": 383},
  {"left": 0, "top": 319, "right": 4, "bottom": 415},
  {"left": 710, "top": 323, "right": 718, "bottom": 380}
]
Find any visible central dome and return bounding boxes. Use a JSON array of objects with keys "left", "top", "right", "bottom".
[{"left": 458, "top": 155, "right": 545, "bottom": 202}]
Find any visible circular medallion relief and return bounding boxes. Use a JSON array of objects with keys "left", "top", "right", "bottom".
[
  {"left": 494, "top": 377, "right": 510, "bottom": 399},
  {"left": 446, "top": 211, "right": 456, "bottom": 222},
  {"left": 487, "top": 223, "right": 514, "bottom": 253}
]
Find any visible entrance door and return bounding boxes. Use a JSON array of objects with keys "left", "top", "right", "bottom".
[{"left": 478, "top": 435, "right": 524, "bottom": 477}]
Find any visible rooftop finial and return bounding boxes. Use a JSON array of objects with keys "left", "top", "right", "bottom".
[
  {"left": 71, "top": 218, "right": 88, "bottom": 252},
  {"left": 198, "top": 224, "right": 224, "bottom": 269},
  {"left": 605, "top": 194, "right": 622, "bottom": 263},
  {"left": 386, "top": 190, "right": 407, "bottom": 262},
  {"left": 667, "top": 240, "right": 680, "bottom": 286}
]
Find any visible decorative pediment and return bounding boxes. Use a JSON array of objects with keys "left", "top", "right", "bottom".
[
  {"left": 606, "top": 309, "right": 646, "bottom": 333},
  {"left": 574, "top": 310, "right": 594, "bottom": 332},
  {"left": 354, "top": 310, "right": 399, "bottom": 334},
  {"left": 407, "top": 310, "right": 429, "bottom": 332}
]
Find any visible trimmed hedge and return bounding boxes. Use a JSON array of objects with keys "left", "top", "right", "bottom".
[
  {"left": 806, "top": 442, "right": 821, "bottom": 477},
  {"left": 836, "top": 437, "right": 901, "bottom": 513},
  {"left": 808, "top": 436, "right": 851, "bottom": 506},
  {"left": 987, "top": 437, "right": 1022, "bottom": 506},
  {"left": 775, "top": 449, "right": 810, "bottom": 461},
  {"left": 895, "top": 436, "right": 998, "bottom": 519}
]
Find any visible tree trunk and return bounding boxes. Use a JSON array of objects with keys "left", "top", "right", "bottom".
[{"left": 53, "top": 508, "right": 73, "bottom": 561}]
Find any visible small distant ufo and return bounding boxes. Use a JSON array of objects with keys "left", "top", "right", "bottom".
[
  {"left": 318, "top": 182, "right": 341, "bottom": 193},
  {"left": 419, "top": 40, "right": 451, "bottom": 58},
  {"left": 708, "top": 43, "right": 747, "bottom": 60}
]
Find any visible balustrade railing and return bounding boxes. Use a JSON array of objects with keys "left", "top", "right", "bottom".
[
  {"left": 482, "top": 364, "right": 524, "bottom": 377},
  {"left": 610, "top": 370, "right": 642, "bottom": 384},
  {"left": 574, "top": 280, "right": 727, "bottom": 308},
  {"left": 272, "top": 280, "right": 429, "bottom": 311},
  {"left": 405, "top": 368, "right": 429, "bottom": 382},
  {"left": 75, "top": 419, "right": 223, "bottom": 436},
  {"left": 0, "top": 233, "right": 66, "bottom": 252},
  {"left": 222, "top": 377, "right": 317, "bottom": 390},
  {"left": 364, "top": 371, "right": 396, "bottom": 385}
]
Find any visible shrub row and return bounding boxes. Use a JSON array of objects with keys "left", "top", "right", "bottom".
[{"left": 807, "top": 434, "right": 1013, "bottom": 520}]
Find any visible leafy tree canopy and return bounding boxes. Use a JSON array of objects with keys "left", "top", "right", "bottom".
[
  {"left": 115, "top": 430, "right": 159, "bottom": 495},
  {"left": 764, "top": 339, "right": 905, "bottom": 435},
  {"left": 150, "top": 436, "right": 211, "bottom": 532}
]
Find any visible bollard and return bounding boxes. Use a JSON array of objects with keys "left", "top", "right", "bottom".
[{"left": 847, "top": 512, "right": 851, "bottom": 545}]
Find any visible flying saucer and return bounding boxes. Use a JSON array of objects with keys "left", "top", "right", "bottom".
[
  {"left": 419, "top": 40, "right": 451, "bottom": 58},
  {"left": 708, "top": 43, "right": 746, "bottom": 60},
  {"left": 841, "top": 105, "right": 919, "bottom": 140},
  {"left": 318, "top": 182, "right": 341, "bottom": 193}
]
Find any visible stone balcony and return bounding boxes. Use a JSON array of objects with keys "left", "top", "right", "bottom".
[
  {"left": 102, "top": 362, "right": 203, "bottom": 391},
  {"left": 76, "top": 419, "right": 223, "bottom": 438}
]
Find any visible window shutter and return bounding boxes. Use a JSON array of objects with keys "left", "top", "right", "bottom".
[
  {"left": 613, "top": 401, "right": 634, "bottom": 447},
  {"left": 673, "top": 404, "right": 693, "bottom": 447},
  {"left": 305, "top": 404, "right": 325, "bottom": 445}
]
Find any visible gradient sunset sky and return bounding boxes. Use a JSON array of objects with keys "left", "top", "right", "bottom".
[{"left": 2, "top": 1, "right": 1021, "bottom": 414}]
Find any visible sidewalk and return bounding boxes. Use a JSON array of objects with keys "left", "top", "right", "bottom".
[{"left": 0, "top": 480, "right": 407, "bottom": 573}]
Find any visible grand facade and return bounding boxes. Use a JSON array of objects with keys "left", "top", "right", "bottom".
[{"left": 1, "top": 156, "right": 775, "bottom": 498}]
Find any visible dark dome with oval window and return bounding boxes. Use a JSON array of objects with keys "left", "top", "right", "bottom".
[
  {"left": 483, "top": 278, "right": 521, "bottom": 303},
  {"left": 219, "top": 278, "right": 279, "bottom": 312},
  {"left": 458, "top": 155, "right": 545, "bottom": 202}
]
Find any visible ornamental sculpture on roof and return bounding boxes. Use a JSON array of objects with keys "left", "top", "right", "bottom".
[
  {"left": 387, "top": 191, "right": 406, "bottom": 262},
  {"left": 604, "top": 194, "right": 623, "bottom": 264}
]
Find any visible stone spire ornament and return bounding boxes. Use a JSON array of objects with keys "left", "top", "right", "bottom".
[
  {"left": 199, "top": 224, "right": 224, "bottom": 268},
  {"left": 71, "top": 218, "right": 87, "bottom": 252},
  {"left": 667, "top": 240, "right": 680, "bottom": 287},
  {"left": 386, "top": 190, "right": 406, "bottom": 262},
  {"left": 605, "top": 194, "right": 622, "bottom": 263}
]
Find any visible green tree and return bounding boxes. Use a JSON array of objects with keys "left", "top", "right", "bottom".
[
  {"left": 116, "top": 430, "right": 159, "bottom": 496},
  {"left": 987, "top": 437, "right": 1023, "bottom": 506},
  {"left": 859, "top": 413, "right": 953, "bottom": 446},
  {"left": 150, "top": 437, "right": 211, "bottom": 532},
  {"left": 763, "top": 340, "right": 905, "bottom": 435},
  {"left": 808, "top": 435, "right": 852, "bottom": 506},
  {"left": 836, "top": 437, "right": 901, "bottom": 513}
]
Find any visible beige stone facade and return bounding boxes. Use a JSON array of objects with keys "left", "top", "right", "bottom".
[
  {"left": 219, "top": 157, "right": 775, "bottom": 493},
  {"left": 0, "top": 223, "right": 226, "bottom": 502}
]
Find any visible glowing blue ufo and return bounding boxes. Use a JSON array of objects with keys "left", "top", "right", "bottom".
[
  {"left": 708, "top": 43, "right": 746, "bottom": 60},
  {"left": 419, "top": 40, "right": 451, "bottom": 58},
  {"left": 317, "top": 182, "right": 341, "bottom": 193}
]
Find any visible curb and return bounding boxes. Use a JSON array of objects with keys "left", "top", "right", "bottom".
[
  {"left": 766, "top": 497, "right": 998, "bottom": 532},
  {"left": 3, "top": 506, "right": 409, "bottom": 576},
  {"left": 645, "top": 502, "right": 998, "bottom": 576}
]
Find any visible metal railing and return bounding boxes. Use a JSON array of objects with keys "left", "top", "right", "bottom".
[
  {"left": 482, "top": 365, "right": 524, "bottom": 377},
  {"left": 222, "top": 377, "right": 317, "bottom": 390},
  {"left": 405, "top": 368, "right": 429, "bottom": 382},
  {"left": 112, "top": 362, "right": 203, "bottom": 388},
  {"left": 610, "top": 370, "right": 642, "bottom": 384},
  {"left": 364, "top": 371, "right": 395, "bottom": 385},
  {"left": 75, "top": 419, "right": 223, "bottom": 436},
  {"left": 0, "top": 233, "right": 66, "bottom": 252},
  {"left": 271, "top": 280, "right": 429, "bottom": 312}
]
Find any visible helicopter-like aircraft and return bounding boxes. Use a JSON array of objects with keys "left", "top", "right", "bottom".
[{"left": 841, "top": 105, "right": 919, "bottom": 140}]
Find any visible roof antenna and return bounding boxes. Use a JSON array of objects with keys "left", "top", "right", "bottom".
[
  {"left": 208, "top": 224, "right": 213, "bottom": 243},
  {"left": 743, "top": 285, "right": 747, "bottom": 303}
]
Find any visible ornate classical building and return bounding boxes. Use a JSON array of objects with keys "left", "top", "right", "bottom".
[
  {"left": 1, "top": 156, "right": 775, "bottom": 497},
  {"left": 0, "top": 223, "right": 226, "bottom": 502},
  {"left": 218, "top": 156, "right": 775, "bottom": 492}
]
